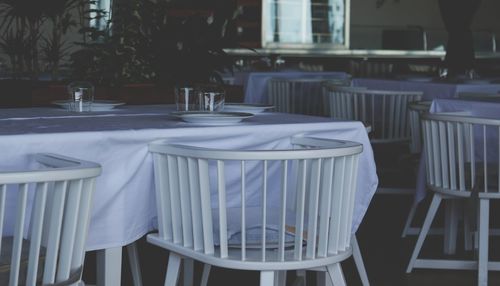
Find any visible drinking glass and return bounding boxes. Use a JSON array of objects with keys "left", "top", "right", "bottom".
[
  {"left": 67, "top": 81, "right": 94, "bottom": 112},
  {"left": 199, "top": 87, "right": 225, "bottom": 112},
  {"left": 175, "top": 87, "right": 201, "bottom": 111}
]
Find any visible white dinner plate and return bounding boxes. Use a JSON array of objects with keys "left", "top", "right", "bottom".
[
  {"left": 223, "top": 103, "right": 274, "bottom": 114},
  {"left": 171, "top": 111, "right": 254, "bottom": 125},
  {"left": 52, "top": 100, "right": 125, "bottom": 111}
]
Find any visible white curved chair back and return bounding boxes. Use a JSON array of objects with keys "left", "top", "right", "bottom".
[
  {"left": 422, "top": 113, "right": 500, "bottom": 196},
  {"left": 148, "top": 137, "right": 362, "bottom": 268},
  {"left": 408, "top": 101, "right": 432, "bottom": 154},
  {"left": 267, "top": 78, "right": 330, "bottom": 116},
  {"left": 0, "top": 154, "right": 101, "bottom": 286},
  {"left": 267, "top": 78, "right": 292, "bottom": 113},
  {"left": 326, "top": 86, "right": 423, "bottom": 143},
  {"left": 321, "top": 79, "right": 355, "bottom": 116}
]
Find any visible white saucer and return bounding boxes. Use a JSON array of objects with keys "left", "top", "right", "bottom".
[
  {"left": 223, "top": 103, "right": 274, "bottom": 114},
  {"left": 171, "top": 111, "right": 254, "bottom": 125},
  {"left": 52, "top": 100, "right": 125, "bottom": 111}
]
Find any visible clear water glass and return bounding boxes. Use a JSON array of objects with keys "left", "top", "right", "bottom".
[
  {"left": 67, "top": 81, "right": 94, "bottom": 112},
  {"left": 175, "top": 87, "right": 201, "bottom": 111},
  {"left": 200, "top": 89, "right": 225, "bottom": 112}
]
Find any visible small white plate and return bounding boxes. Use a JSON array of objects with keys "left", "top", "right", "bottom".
[
  {"left": 171, "top": 111, "right": 254, "bottom": 125},
  {"left": 223, "top": 103, "right": 274, "bottom": 114},
  {"left": 52, "top": 100, "right": 125, "bottom": 111}
]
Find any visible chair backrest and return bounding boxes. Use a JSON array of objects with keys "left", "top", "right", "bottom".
[
  {"left": 348, "top": 60, "right": 394, "bottom": 78},
  {"left": 408, "top": 101, "right": 432, "bottom": 154},
  {"left": 326, "top": 86, "right": 423, "bottom": 143},
  {"left": 321, "top": 79, "right": 354, "bottom": 116},
  {"left": 457, "top": 92, "right": 500, "bottom": 102},
  {"left": 267, "top": 78, "right": 329, "bottom": 116},
  {"left": 421, "top": 113, "right": 500, "bottom": 196},
  {"left": 0, "top": 154, "right": 101, "bottom": 286},
  {"left": 267, "top": 78, "right": 292, "bottom": 113},
  {"left": 149, "top": 137, "right": 362, "bottom": 265}
]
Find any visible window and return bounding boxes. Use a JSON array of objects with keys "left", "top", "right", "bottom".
[
  {"left": 90, "top": 0, "right": 113, "bottom": 30},
  {"left": 262, "top": 0, "right": 350, "bottom": 49}
]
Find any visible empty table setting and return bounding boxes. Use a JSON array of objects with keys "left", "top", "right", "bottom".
[{"left": 0, "top": 103, "right": 378, "bottom": 285}]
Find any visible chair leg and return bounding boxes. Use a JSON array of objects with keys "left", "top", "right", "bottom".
[
  {"left": 200, "top": 264, "right": 211, "bottom": 286},
  {"left": 406, "top": 194, "right": 442, "bottom": 273},
  {"left": 260, "top": 271, "right": 275, "bottom": 286},
  {"left": 164, "top": 253, "right": 182, "bottom": 286},
  {"left": 317, "top": 272, "right": 333, "bottom": 286},
  {"left": 401, "top": 202, "right": 418, "bottom": 238},
  {"left": 478, "top": 199, "right": 490, "bottom": 286},
  {"left": 352, "top": 236, "right": 370, "bottom": 286},
  {"left": 274, "top": 271, "right": 287, "bottom": 286},
  {"left": 327, "top": 263, "right": 346, "bottom": 286},
  {"left": 443, "top": 200, "right": 459, "bottom": 255},
  {"left": 463, "top": 199, "right": 475, "bottom": 251},
  {"left": 296, "top": 270, "right": 307, "bottom": 286},
  {"left": 126, "top": 243, "right": 143, "bottom": 286},
  {"left": 183, "top": 259, "right": 194, "bottom": 286}
]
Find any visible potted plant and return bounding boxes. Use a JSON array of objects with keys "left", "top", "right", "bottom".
[
  {"left": 69, "top": 0, "right": 240, "bottom": 104},
  {"left": 144, "top": 0, "right": 237, "bottom": 86},
  {"left": 146, "top": 0, "right": 241, "bottom": 105},
  {"left": 0, "top": 0, "right": 106, "bottom": 106}
]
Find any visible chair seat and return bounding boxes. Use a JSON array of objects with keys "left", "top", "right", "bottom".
[
  {"left": 429, "top": 163, "right": 500, "bottom": 199},
  {"left": 225, "top": 225, "right": 300, "bottom": 249},
  {"left": 0, "top": 237, "right": 44, "bottom": 286},
  {"left": 147, "top": 233, "right": 352, "bottom": 271},
  {"left": 0, "top": 237, "right": 82, "bottom": 286}
]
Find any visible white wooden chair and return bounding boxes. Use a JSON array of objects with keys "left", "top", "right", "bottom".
[
  {"left": 325, "top": 86, "right": 422, "bottom": 195},
  {"left": 406, "top": 113, "right": 500, "bottom": 286},
  {"left": 267, "top": 78, "right": 330, "bottom": 116},
  {"left": 0, "top": 153, "right": 101, "bottom": 286},
  {"left": 148, "top": 136, "right": 363, "bottom": 286},
  {"left": 325, "top": 86, "right": 423, "bottom": 144}
]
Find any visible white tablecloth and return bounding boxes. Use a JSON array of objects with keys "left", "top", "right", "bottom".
[
  {"left": 242, "top": 71, "right": 349, "bottom": 103},
  {"left": 0, "top": 105, "right": 377, "bottom": 251},
  {"left": 431, "top": 98, "right": 500, "bottom": 119},
  {"left": 353, "top": 78, "right": 500, "bottom": 101}
]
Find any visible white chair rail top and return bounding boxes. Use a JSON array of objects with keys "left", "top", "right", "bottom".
[
  {"left": 0, "top": 105, "right": 377, "bottom": 251},
  {"left": 352, "top": 78, "right": 500, "bottom": 101}
]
